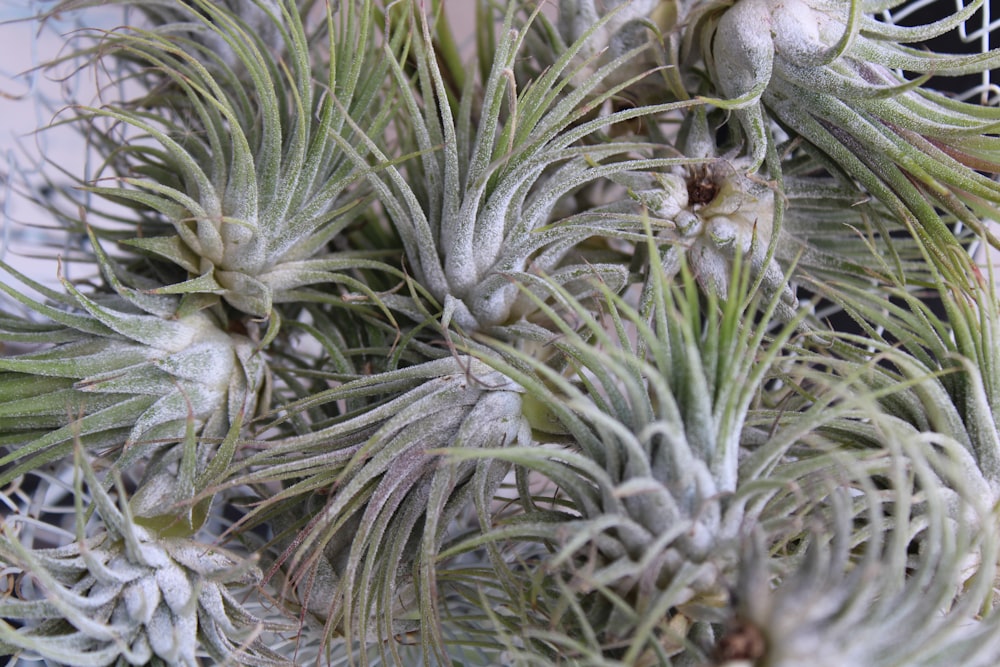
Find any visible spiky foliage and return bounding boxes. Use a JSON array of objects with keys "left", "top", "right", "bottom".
[
  {"left": 336, "top": 1, "right": 702, "bottom": 332},
  {"left": 423, "top": 247, "right": 797, "bottom": 661},
  {"left": 224, "top": 356, "right": 527, "bottom": 660},
  {"left": 727, "top": 450, "right": 1000, "bottom": 667},
  {"left": 0, "top": 449, "right": 289, "bottom": 667},
  {"left": 552, "top": 0, "right": 679, "bottom": 101},
  {"left": 687, "top": 0, "right": 1000, "bottom": 268},
  {"left": 721, "top": 327, "right": 1000, "bottom": 666},
  {"left": 2, "top": 0, "right": 999, "bottom": 664},
  {"left": 812, "top": 268, "right": 1000, "bottom": 498},
  {"left": 0, "top": 238, "right": 264, "bottom": 532},
  {"left": 45, "top": 0, "right": 390, "bottom": 318}
]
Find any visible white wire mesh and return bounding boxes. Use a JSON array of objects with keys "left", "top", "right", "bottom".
[
  {"left": 882, "top": 0, "right": 998, "bottom": 270},
  {"left": 878, "top": 0, "right": 1000, "bottom": 270},
  {"left": 884, "top": 0, "right": 999, "bottom": 104}
]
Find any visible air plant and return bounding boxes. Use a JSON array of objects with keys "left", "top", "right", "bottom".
[
  {"left": 224, "top": 356, "right": 528, "bottom": 661},
  {"left": 1, "top": 0, "right": 998, "bottom": 665},
  {"left": 687, "top": 0, "right": 1000, "bottom": 270},
  {"left": 723, "top": 456, "right": 1000, "bottom": 667},
  {"left": 551, "top": 0, "right": 679, "bottom": 101},
  {"left": 43, "top": 0, "right": 391, "bottom": 318},
  {"left": 432, "top": 246, "right": 805, "bottom": 663},
  {"left": 334, "top": 1, "right": 701, "bottom": 332},
  {"left": 0, "top": 234, "right": 264, "bottom": 533},
  {"left": 0, "top": 448, "right": 289, "bottom": 666}
]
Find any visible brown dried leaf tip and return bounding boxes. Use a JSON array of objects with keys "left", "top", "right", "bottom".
[{"left": 713, "top": 617, "right": 767, "bottom": 665}]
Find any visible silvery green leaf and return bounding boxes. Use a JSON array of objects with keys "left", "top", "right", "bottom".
[
  {"left": 125, "top": 633, "right": 154, "bottom": 665},
  {"left": 146, "top": 603, "right": 191, "bottom": 666},
  {"left": 724, "top": 427, "right": 1000, "bottom": 667},
  {"left": 0, "top": 450, "right": 288, "bottom": 666},
  {"left": 0, "top": 255, "right": 264, "bottom": 491},
  {"left": 48, "top": 0, "right": 390, "bottom": 318},
  {"left": 692, "top": 0, "right": 1000, "bottom": 271},
  {"left": 123, "top": 576, "right": 162, "bottom": 627},
  {"left": 0, "top": 598, "right": 62, "bottom": 620},
  {"left": 345, "top": 1, "right": 698, "bottom": 331},
  {"left": 553, "top": 0, "right": 678, "bottom": 101},
  {"left": 154, "top": 560, "right": 195, "bottom": 616}
]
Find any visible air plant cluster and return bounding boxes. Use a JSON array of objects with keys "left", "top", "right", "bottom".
[{"left": 1, "top": 0, "right": 999, "bottom": 665}]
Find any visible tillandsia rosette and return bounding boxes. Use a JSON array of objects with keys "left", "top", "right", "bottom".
[
  {"left": 340, "top": 1, "right": 701, "bottom": 333},
  {"left": 131, "top": 0, "right": 287, "bottom": 74},
  {"left": 438, "top": 251, "right": 804, "bottom": 661},
  {"left": 687, "top": 0, "right": 1000, "bottom": 266},
  {"left": 2, "top": 0, "right": 1000, "bottom": 664},
  {"left": 807, "top": 265, "right": 1000, "bottom": 503},
  {"left": 0, "top": 237, "right": 264, "bottom": 530},
  {"left": 0, "top": 452, "right": 291, "bottom": 667},
  {"left": 606, "top": 147, "right": 936, "bottom": 323},
  {"left": 607, "top": 155, "right": 799, "bottom": 320},
  {"left": 224, "top": 356, "right": 528, "bottom": 655},
  {"left": 722, "top": 271, "right": 1000, "bottom": 666},
  {"left": 716, "top": 427, "right": 1000, "bottom": 667},
  {"left": 45, "top": 0, "right": 389, "bottom": 318}
]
